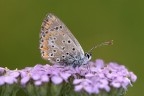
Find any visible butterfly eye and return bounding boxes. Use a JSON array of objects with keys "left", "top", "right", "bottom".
[
  {"left": 51, "top": 45, "right": 55, "bottom": 48},
  {"left": 85, "top": 53, "right": 91, "bottom": 59}
]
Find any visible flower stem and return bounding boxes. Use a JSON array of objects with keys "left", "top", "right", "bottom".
[{"left": 1, "top": 84, "right": 19, "bottom": 96}]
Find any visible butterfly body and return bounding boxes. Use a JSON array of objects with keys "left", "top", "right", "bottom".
[{"left": 40, "top": 13, "right": 91, "bottom": 67}]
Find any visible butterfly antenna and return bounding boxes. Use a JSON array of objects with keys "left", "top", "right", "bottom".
[{"left": 88, "top": 40, "right": 113, "bottom": 53}]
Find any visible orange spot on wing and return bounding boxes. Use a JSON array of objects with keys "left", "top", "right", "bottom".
[
  {"left": 44, "top": 24, "right": 50, "bottom": 30},
  {"left": 40, "top": 46, "right": 48, "bottom": 51},
  {"left": 41, "top": 51, "right": 49, "bottom": 60},
  {"left": 43, "top": 40, "right": 48, "bottom": 44},
  {"left": 42, "top": 15, "right": 56, "bottom": 30}
]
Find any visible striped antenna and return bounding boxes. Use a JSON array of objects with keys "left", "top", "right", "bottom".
[{"left": 88, "top": 40, "right": 113, "bottom": 53}]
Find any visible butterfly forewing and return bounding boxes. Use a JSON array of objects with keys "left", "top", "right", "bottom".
[{"left": 40, "top": 13, "right": 84, "bottom": 64}]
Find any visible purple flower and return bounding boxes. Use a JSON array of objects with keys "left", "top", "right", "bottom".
[
  {"left": 34, "top": 80, "right": 42, "bottom": 86},
  {"left": 0, "top": 69, "right": 20, "bottom": 85},
  {"left": 73, "top": 59, "right": 137, "bottom": 94},
  {"left": 0, "top": 59, "right": 137, "bottom": 96},
  {"left": 51, "top": 75, "right": 63, "bottom": 85},
  {"left": 20, "top": 65, "right": 50, "bottom": 86},
  {"left": 129, "top": 72, "right": 137, "bottom": 82},
  {"left": 48, "top": 64, "right": 72, "bottom": 84},
  {"left": 0, "top": 76, "right": 4, "bottom": 85},
  {"left": 74, "top": 79, "right": 94, "bottom": 94},
  {"left": 21, "top": 76, "right": 30, "bottom": 85},
  {"left": 0, "top": 67, "right": 5, "bottom": 75},
  {"left": 19, "top": 59, "right": 137, "bottom": 95}
]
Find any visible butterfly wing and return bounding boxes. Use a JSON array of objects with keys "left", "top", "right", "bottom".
[{"left": 40, "top": 13, "right": 84, "bottom": 64}]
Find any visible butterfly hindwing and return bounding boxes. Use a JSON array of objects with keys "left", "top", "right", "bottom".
[{"left": 40, "top": 13, "right": 84, "bottom": 64}]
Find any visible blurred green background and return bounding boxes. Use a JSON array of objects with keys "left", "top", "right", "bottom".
[{"left": 0, "top": 0, "right": 143, "bottom": 96}]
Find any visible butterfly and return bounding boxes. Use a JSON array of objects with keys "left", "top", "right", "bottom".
[{"left": 39, "top": 13, "right": 113, "bottom": 67}]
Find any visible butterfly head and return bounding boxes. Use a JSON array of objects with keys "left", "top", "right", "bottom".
[
  {"left": 82, "top": 52, "right": 92, "bottom": 65},
  {"left": 85, "top": 52, "right": 92, "bottom": 60}
]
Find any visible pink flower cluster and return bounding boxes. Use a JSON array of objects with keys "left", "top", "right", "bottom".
[{"left": 0, "top": 59, "right": 137, "bottom": 95}]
